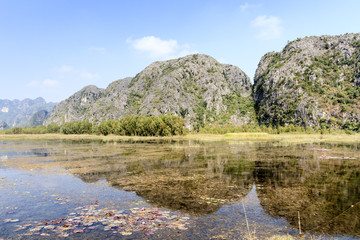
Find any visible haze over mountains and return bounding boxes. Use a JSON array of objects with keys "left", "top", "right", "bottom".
[
  {"left": 0, "top": 98, "right": 55, "bottom": 130},
  {"left": 2, "top": 33, "right": 360, "bottom": 131}
]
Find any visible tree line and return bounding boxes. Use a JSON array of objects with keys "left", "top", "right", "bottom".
[
  {"left": 1, "top": 115, "right": 186, "bottom": 136},
  {"left": 2, "top": 114, "right": 360, "bottom": 136}
]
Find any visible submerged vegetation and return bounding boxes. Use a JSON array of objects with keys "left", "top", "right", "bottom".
[{"left": 1, "top": 139, "right": 360, "bottom": 238}]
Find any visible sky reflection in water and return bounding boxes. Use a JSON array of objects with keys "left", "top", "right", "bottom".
[{"left": 0, "top": 140, "right": 360, "bottom": 239}]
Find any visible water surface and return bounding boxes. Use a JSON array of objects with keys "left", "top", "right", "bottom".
[{"left": 0, "top": 139, "right": 360, "bottom": 239}]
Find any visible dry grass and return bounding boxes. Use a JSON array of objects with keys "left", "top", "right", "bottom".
[
  {"left": 224, "top": 132, "right": 269, "bottom": 138},
  {"left": 267, "top": 235, "right": 296, "bottom": 240},
  {"left": 1, "top": 132, "right": 360, "bottom": 144}
]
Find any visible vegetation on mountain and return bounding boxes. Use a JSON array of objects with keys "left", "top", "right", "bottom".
[
  {"left": 43, "top": 85, "right": 105, "bottom": 125},
  {"left": 4, "top": 33, "right": 360, "bottom": 134},
  {"left": 45, "top": 54, "right": 255, "bottom": 130},
  {"left": 253, "top": 33, "right": 360, "bottom": 130}
]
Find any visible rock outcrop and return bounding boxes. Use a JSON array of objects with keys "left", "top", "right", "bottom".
[
  {"left": 253, "top": 33, "right": 360, "bottom": 128},
  {"left": 44, "top": 85, "right": 106, "bottom": 125},
  {"left": 46, "top": 54, "right": 255, "bottom": 129},
  {"left": 29, "top": 110, "right": 50, "bottom": 126},
  {"left": 0, "top": 120, "right": 8, "bottom": 130}
]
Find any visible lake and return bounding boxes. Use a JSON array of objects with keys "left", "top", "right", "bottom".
[{"left": 0, "top": 138, "right": 360, "bottom": 239}]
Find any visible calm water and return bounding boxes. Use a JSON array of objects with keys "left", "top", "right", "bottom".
[{"left": 0, "top": 139, "right": 360, "bottom": 239}]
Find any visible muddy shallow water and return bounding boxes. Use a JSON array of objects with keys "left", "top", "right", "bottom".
[{"left": 0, "top": 139, "right": 360, "bottom": 239}]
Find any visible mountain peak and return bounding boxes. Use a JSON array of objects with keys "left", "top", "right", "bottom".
[
  {"left": 46, "top": 54, "right": 254, "bottom": 129},
  {"left": 253, "top": 32, "right": 360, "bottom": 128}
]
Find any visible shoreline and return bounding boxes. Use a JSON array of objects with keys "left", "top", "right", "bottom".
[{"left": 1, "top": 132, "right": 360, "bottom": 144}]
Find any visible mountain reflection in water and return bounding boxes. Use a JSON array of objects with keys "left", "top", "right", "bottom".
[{"left": 1, "top": 140, "right": 360, "bottom": 237}]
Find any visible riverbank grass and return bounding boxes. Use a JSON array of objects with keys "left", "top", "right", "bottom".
[{"left": 1, "top": 132, "right": 360, "bottom": 144}]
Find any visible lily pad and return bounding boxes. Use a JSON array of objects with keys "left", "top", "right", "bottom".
[
  {"left": 3, "top": 219, "right": 19, "bottom": 223},
  {"left": 23, "top": 201, "right": 190, "bottom": 237}
]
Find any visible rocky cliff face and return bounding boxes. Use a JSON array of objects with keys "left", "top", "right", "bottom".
[
  {"left": 0, "top": 120, "right": 8, "bottom": 130},
  {"left": 44, "top": 85, "right": 106, "bottom": 125},
  {"left": 253, "top": 33, "right": 360, "bottom": 128},
  {"left": 0, "top": 97, "right": 55, "bottom": 128},
  {"left": 84, "top": 77, "right": 132, "bottom": 123},
  {"left": 46, "top": 54, "right": 254, "bottom": 129},
  {"left": 29, "top": 110, "right": 50, "bottom": 126}
]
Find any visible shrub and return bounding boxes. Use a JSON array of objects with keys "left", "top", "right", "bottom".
[
  {"left": 61, "top": 121, "right": 93, "bottom": 134},
  {"left": 47, "top": 123, "right": 60, "bottom": 133},
  {"left": 9, "top": 127, "right": 23, "bottom": 134},
  {"left": 95, "top": 115, "right": 185, "bottom": 137}
]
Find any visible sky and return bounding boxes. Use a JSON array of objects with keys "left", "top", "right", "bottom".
[{"left": 1, "top": 0, "right": 360, "bottom": 102}]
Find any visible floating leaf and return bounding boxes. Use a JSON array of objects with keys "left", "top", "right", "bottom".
[
  {"left": 43, "top": 225, "right": 56, "bottom": 230},
  {"left": 15, "top": 224, "right": 31, "bottom": 231},
  {"left": 58, "top": 233, "right": 69, "bottom": 237},
  {"left": 29, "top": 226, "right": 43, "bottom": 232},
  {"left": 104, "top": 226, "right": 112, "bottom": 231},
  {"left": 23, "top": 202, "right": 190, "bottom": 237},
  {"left": 178, "top": 226, "right": 188, "bottom": 230},
  {"left": 144, "top": 230, "right": 155, "bottom": 236},
  {"left": 3, "top": 219, "right": 19, "bottom": 223}
]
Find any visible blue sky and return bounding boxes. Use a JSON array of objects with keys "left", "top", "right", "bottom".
[{"left": 1, "top": 0, "right": 360, "bottom": 102}]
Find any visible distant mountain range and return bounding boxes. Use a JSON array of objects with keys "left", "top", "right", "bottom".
[
  {"left": 4, "top": 33, "right": 360, "bottom": 131},
  {"left": 0, "top": 97, "right": 56, "bottom": 130}
]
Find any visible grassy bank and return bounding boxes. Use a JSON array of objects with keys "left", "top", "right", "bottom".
[{"left": 1, "top": 132, "right": 360, "bottom": 144}]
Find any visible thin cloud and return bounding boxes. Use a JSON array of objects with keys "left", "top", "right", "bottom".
[
  {"left": 80, "top": 70, "right": 100, "bottom": 80},
  {"left": 251, "top": 15, "right": 283, "bottom": 40},
  {"left": 43, "top": 79, "right": 59, "bottom": 87},
  {"left": 127, "top": 36, "right": 196, "bottom": 59},
  {"left": 27, "top": 80, "right": 40, "bottom": 87},
  {"left": 218, "top": 57, "right": 228, "bottom": 64},
  {"left": 59, "top": 65, "right": 74, "bottom": 73},
  {"left": 129, "top": 36, "right": 177, "bottom": 58},
  {"left": 55, "top": 65, "right": 101, "bottom": 80},
  {"left": 27, "top": 79, "right": 59, "bottom": 88},
  {"left": 239, "top": 3, "right": 262, "bottom": 12}
]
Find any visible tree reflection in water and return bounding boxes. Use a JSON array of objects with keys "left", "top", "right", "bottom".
[{"left": 2, "top": 140, "right": 360, "bottom": 237}]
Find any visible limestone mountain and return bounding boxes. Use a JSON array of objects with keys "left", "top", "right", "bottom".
[
  {"left": 84, "top": 77, "right": 132, "bottom": 123},
  {"left": 0, "top": 121, "right": 8, "bottom": 130},
  {"left": 44, "top": 85, "right": 106, "bottom": 125},
  {"left": 253, "top": 33, "right": 360, "bottom": 129},
  {"left": 46, "top": 54, "right": 255, "bottom": 129},
  {"left": 0, "top": 97, "right": 55, "bottom": 128},
  {"left": 29, "top": 110, "right": 50, "bottom": 126}
]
